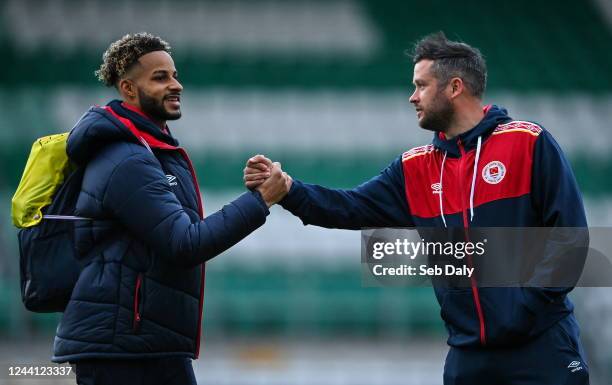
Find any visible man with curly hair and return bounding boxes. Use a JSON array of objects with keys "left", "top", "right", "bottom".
[{"left": 51, "top": 33, "right": 289, "bottom": 384}]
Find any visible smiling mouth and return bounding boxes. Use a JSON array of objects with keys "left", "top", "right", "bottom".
[{"left": 165, "top": 95, "right": 181, "bottom": 108}]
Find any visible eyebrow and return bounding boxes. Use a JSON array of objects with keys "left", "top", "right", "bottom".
[{"left": 151, "top": 70, "right": 177, "bottom": 76}]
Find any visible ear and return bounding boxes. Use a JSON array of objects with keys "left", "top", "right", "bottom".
[
  {"left": 118, "top": 78, "right": 137, "bottom": 100},
  {"left": 448, "top": 77, "right": 464, "bottom": 99}
]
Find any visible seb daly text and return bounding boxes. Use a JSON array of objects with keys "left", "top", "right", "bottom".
[{"left": 363, "top": 237, "right": 487, "bottom": 283}]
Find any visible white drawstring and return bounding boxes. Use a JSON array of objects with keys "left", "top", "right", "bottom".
[
  {"left": 438, "top": 135, "right": 482, "bottom": 226},
  {"left": 439, "top": 151, "right": 448, "bottom": 228},
  {"left": 469, "top": 136, "right": 482, "bottom": 222}
]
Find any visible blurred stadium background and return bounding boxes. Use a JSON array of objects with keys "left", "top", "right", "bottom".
[{"left": 1, "top": 0, "right": 611, "bottom": 384}]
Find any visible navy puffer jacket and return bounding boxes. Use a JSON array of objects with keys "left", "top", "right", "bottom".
[{"left": 52, "top": 100, "right": 269, "bottom": 362}]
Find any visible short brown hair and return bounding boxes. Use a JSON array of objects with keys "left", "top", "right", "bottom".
[{"left": 411, "top": 32, "right": 487, "bottom": 99}]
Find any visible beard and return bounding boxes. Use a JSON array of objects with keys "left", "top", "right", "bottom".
[
  {"left": 138, "top": 88, "right": 181, "bottom": 122},
  {"left": 418, "top": 90, "right": 454, "bottom": 133}
]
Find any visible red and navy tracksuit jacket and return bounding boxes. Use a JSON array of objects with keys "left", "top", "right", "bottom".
[{"left": 279, "top": 105, "right": 587, "bottom": 350}]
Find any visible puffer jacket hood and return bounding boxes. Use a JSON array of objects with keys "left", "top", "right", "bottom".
[{"left": 67, "top": 100, "right": 178, "bottom": 165}]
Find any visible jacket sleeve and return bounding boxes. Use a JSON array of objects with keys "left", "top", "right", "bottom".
[
  {"left": 102, "top": 152, "right": 269, "bottom": 267},
  {"left": 524, "top": 129, "right": 588, "bottom": 306},
  {"left": 279, "top": 156, "right": 413, "bottom": 229}
]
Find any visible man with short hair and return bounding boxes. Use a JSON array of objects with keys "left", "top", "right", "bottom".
[
  {"left": 53, "top": 32, "right": 288, "bottom": 384},
  {"left": 245, "top": 32, "right": 589, "bottom": 384}
]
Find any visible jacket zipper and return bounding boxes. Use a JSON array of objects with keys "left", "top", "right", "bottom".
[
  {"left": 177, "top": 148, "right": 206, "bottom": 359},
  {"left": 133, "top": 273, "right": 143, "bottom": 332},
  {"left": 457, "top": 140, "right": 487, "bottom": 346},
  {"left": 146, "top": 146, "right": 206, "bottom": 358}
]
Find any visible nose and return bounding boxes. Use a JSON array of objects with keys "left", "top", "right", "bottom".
[
  {"left": 170, "top": 77, "right": 183, "bottom": 93},
  {"left": 409, "top": 89, "right": 419, "bottom": 104}
]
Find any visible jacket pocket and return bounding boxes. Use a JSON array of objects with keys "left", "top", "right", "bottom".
[
  {"left": 439, "top": 289, "right": 481, "bottom": 346},
  {"left": 477, "top": 288, "right": 536, "bottom": 346},
  {"left": 133, "top": 273, "right": 144, "bottom": 332}
]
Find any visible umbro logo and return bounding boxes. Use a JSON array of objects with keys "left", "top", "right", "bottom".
[
  {"left": 431, "top": 183, "right": 442, "bottom": 194},
  {"left": 567, "top": 360, "right": 583, "bottom": 373},
  {"left": 166, "top": 175, "right": 178, "bottom": 186}
]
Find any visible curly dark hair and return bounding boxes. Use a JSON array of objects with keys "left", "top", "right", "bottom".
[
  {"left": 96, "top": 32, "right": 171, "bottom": 87},
  {"left": 410, "top": 32, "right": 487, "bottom": 99}
]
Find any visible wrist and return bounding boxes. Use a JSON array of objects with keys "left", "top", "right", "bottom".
[
  {"left": 257, "top": 188, "right": 274, "bottom": 208},
  {"left": 251, "top": 189, "right": 272, "bottom": 210}
]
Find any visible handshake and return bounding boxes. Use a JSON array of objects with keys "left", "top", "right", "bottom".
[{"left": 243, "top": 154, "right": 293, "bottom": 208}]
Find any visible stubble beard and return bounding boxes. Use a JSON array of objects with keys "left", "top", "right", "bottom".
[
  {"left": 138, "top": 88, "right": 182, "bottom": 122},
  {"left": 418, "top": 90, "right": 454, "bottom": 134}
]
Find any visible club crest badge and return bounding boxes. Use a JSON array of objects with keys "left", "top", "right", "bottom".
[{"left": 482, "top": 161, "right": 506, "bottom": 184}]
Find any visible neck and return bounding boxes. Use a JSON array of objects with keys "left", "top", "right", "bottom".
[
  {"left": 443, "top": 102, "right": 484, "bottom": 140},
  {"left": 122, "top": 101, "right": 166, "bottom": 129}
]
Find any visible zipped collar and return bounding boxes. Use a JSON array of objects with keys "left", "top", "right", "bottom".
[
  {"left": 432, "top": 104, "right": 512, "bottom": 158},
  {"left": 107, "top": 99, "right": 179, "bottom": 148},
  {"left": 121, "top": 102, "right": 172, "bottom": 136},
  {"left": 431, "top": 105, "right": 506, "bottom": 347}
]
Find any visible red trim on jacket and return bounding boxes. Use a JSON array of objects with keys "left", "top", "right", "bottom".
[
  {"left": 121, "top": 102, "right": 170, "bottom": 135},
  {"left": 177, "top": 147, "right": 207, "bottom": 358},
  {"left": 104, "top": 106, "right": 175, "bottom": 150},
  {"left": 458, "top": 140, "right": 486, "bottom": 346},
  {"left": 133, "top": 273, "right": 143, "bottom": 331}
]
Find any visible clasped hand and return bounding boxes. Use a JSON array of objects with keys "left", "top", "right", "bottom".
[{"left": 243, "top": 155, "right": 292, "bottom": 207}]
